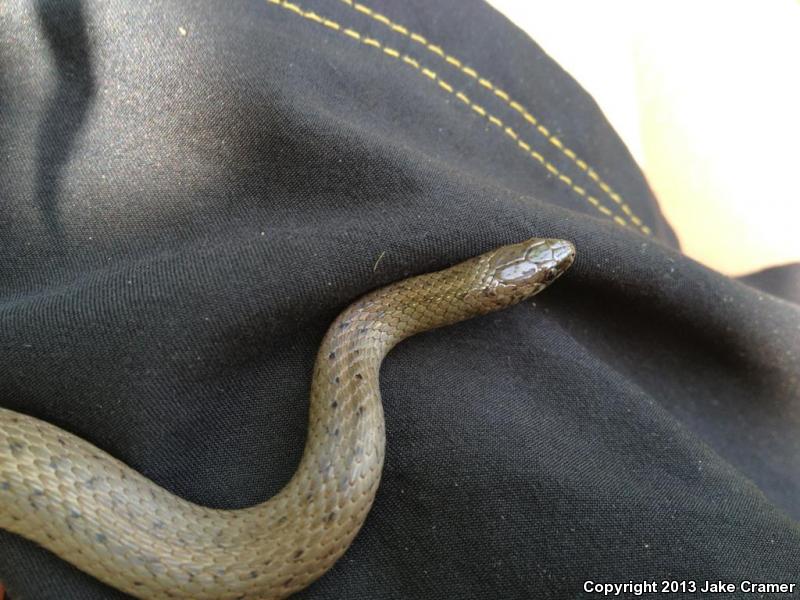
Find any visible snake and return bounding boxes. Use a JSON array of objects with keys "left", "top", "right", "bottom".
[{"left": 0, "top": 237, "right": 575, "bottom": 599}]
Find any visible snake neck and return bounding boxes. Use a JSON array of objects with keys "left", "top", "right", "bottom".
[
  {"left": 286, "top": 263, "right": 489, "bottom": 533},
  {"left": 291, "top": 257, "right": 499, "bottom": 504}
]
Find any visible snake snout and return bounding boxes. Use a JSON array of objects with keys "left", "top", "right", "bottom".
[
  {"left": 544, "top": 239, "right": 576, "bottom": 282},
  {"left": 525, "top": 238, "right": 575, "bottom": 271},
  {"left": 490, "top": 238, "right": 575, "bottom": 300},
  {"left": 548, "top": 239, "right": 576, "bottom": 268}
]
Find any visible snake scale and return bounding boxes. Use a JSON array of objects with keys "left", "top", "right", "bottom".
[{"left": 0, "top": 238, "right": 575, "bottom": 599}]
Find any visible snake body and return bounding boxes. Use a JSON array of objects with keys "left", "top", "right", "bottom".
[{"left": 0, "top": 238, "right": 575, "bottom": 599}]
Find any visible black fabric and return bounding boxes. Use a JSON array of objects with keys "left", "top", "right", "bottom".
[
  {"left": 739, "top": 264, "right": 800, "bottom": 306},
  {"left": 2, "top": 1, "right": 799, "bottom": 599}
]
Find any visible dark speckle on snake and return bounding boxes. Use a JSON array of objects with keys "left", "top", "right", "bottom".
[{"left": 0, "top": 238, "right": 575, "bottom": 599}]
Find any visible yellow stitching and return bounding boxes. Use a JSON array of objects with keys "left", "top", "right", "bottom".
[
  {"left": 339, "top": 0, "right": 649, "bottom": 234},
  {"left": 284, "top": 1, "right": 303, "bottom": 15},
  {"left": 437, "top": 80, "right": 453, "bottom": 93},
  {"left": 266, "top": 0, "right": 628, "bottom": 229}
]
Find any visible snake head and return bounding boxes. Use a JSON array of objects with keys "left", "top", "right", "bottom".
[{"left": 480, "top": 238, "right": 575, "bottom": 308}]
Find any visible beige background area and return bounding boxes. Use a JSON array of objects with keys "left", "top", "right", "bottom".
[{"left": 487, "top": 0, "right": 800, "bottom": 277}]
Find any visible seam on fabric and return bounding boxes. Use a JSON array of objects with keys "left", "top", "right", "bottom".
[
  {"left": 337, "top": 0, "right": 651, "bottom": 235},
  {"left": 266, "top": 0, "right": 631, "bottom": 230}
]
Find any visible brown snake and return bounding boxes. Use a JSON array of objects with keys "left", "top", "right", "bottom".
[{"left": 0, "top": 238, "right": 575, "bottom": 599}]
